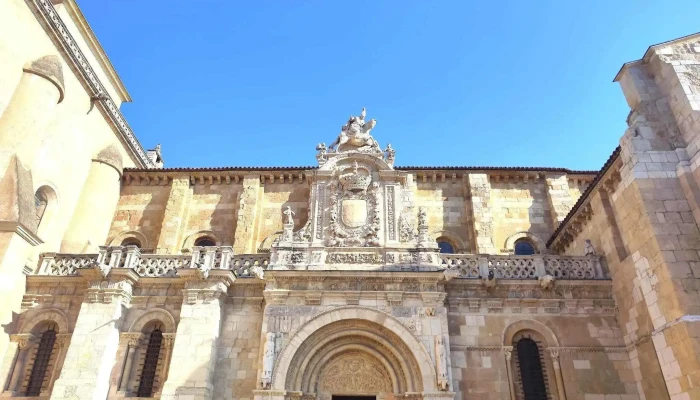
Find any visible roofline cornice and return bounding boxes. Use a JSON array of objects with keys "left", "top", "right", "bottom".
[
  {"left": 60, "top": 0, "right": 132, "bottom": 102},
  {"left": 29, "top": 0, "right": 152, "bottom": 168}
]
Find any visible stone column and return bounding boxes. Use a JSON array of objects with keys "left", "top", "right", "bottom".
[
  {"left": 547, "top": 349, "right": 567, "bottom": 400},
  {"left": 0, "top": 55, "right": 64, "bottom": 362},
  {"left": 503, "top": 346, "right": 515, "bottom": 400},
  {"left": 117, "top": 333, "right": 141, "bottom": 393},
  {"left": 0, "top": 55, "right": 64, "bottom": 164},
  {"left": 160, "top": 270, "right": 234, "bottom": 400},
  {"left": 60, "top": 145, "right": 124, "bottom": 253},
  {"left": 233, "top": 175, "right": 261, "bottom": 254},
  {"left": 155, "top": 177, "right": 193, "bottom": 254},
  {"left": 2, "top": 334, "right": 32, "bottom": 394},
  {"left": 545, "top": 174, "right": 574, "bottom": 227},
  {"left": 467, "top": 174, "right": 497, "bottom": 254},
  {"left": 49, "top": 268, "right": 138, "bottom": 400}
]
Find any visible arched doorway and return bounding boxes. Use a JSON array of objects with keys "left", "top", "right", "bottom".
[{"left": 271, "top": 307, "right": 439, "bottom": 400}]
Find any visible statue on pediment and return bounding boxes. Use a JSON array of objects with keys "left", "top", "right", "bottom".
[{"left": 329, "top": 107, "right": 381, "bottom": 153}]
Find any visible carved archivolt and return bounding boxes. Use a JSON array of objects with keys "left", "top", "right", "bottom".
[
  {"left": 502, "top": 318, "right": 560, "bottom": 347},
  {"left": 108, "top": 230, "right": 150, "bottom": 249},
  {"left": 128, "top": 308, "right": 177, "bottom": 333},
  {"left": 18, "top": 308, "right": 70, "bottom": 334},
  {"left": 273, "top": 307, "right": 437, "bottom": 393},
  {"left": 504, "top": 231, "right": 545, "bottom": 253}
]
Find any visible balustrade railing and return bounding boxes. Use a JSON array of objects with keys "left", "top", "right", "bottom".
[
  {"left": 36, "top": 248, "right": 604, "bottom": 280},
  {"left": 439, "top": 253, "right": 606, "bottom": 280},
  {"left": 37, "top": 246, "right": 270, "bottom": 278}
]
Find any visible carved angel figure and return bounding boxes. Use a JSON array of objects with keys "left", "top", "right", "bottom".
[
  {"left": 329, "top": 107, "right": 380, "bottom": 153},
  {"left": 584, "top": 239, "right": 596, "bottom": 256}
]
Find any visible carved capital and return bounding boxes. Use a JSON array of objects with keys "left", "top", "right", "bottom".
[
  {"left": 502, "top": 346, "right": 513, "bottom": 361},
  {"left": 10, "top": 334, "right": 34, "bottom": 349},
  {"left": 56, "top": 333, "right": 72, "bottom": 348},
  {"left": 547, "top": 348, "right": 560, "bottom": 362},
  {"left": 120, "top": 332, "right": 143, "bottom": 348},
  {"left": 162, "top": 333, "right": 176, "bottom": 348}
]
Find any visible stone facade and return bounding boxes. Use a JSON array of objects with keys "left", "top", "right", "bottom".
[{"left": 2, "top": 2, "right": 700, "bottom": 400}]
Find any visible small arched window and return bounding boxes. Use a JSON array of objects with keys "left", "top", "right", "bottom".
[
  {"left": 515, "top": 337, "right": 549, "bottom": 400},
  {"left": 137, "top": 327, "right": 164, "bottom": 397},
  {"left": 25, "top": 325, "right": 57, "bottom": 396},
  {"left": 121, "top": 238, "right": 142, "bottom": 248},
  {"left": 436, "top": 239, "right": 455, "bottom": 254},
  {"left": 34, "top": 190, "right": 48, "bottom": 227},
  {"left": 514, "top": 239, "right": 536, "bottom": 256},
  {"left": 194, "top": 237, "right": 216, "bottom": 247}
]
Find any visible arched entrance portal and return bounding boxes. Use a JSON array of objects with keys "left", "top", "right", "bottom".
[{"left": 272, "top": 307, "right": 437, "bottom": 399}]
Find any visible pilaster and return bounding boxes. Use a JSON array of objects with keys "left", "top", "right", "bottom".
[
  {"left": 544, "top": 173, "right": 574, "bottom": 226},
  {"left": 467, "top": 174, "right": 496, "bottom": 254},
  {"left": 233, "top": 175, "right": 261, "bottom": 254},
  {"left": 155, "top": 177, "right": 193, "bottom": 254},
  {"left": 49, "top": 269, "right": 137, "bottom": 400},
  {"left": 160, "top": 270, "right": 234, "bottom": 400}
]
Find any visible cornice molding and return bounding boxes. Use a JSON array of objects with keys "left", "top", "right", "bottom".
[
  {"left": 28, "top": 0, "right": 153, "bottom": 168},
  {"left": 0, "top": 221, "right": 43, "bottom": 246}
]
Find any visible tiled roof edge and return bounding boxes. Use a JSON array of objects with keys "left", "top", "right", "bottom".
[{"left": 123, "top": 165, "right": 599, "bottom": 174}]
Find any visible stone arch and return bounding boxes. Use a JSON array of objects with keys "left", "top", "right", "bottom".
[
  {"left": 502, "top": 318, "right": 560, "bottom": 347},
  {"left": 258, "top": 230, "right": 282, "bottom": 252},
  {"left": 272, "top": 306, "right": 437, "bottom": 394},
  {"left": 431, "top": 230, "right": 466, "bottom": 252},
  {"left": 181, "top": 230, "right": 221, "bottom": 251},
  {"left": 504, "top": 231, "right": 545, "bottom": 253},
  {"left": 19, "top": 309, "right": 70, "bottom": 334},
  {"left": 108, "top": 230, "right": 150, "bottom": 249},
  {"left": 128, "top": 308, "right": 177, "bottom": 333}
]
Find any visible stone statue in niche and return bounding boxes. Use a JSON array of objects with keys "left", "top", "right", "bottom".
[
  {"left": 283, "top": 206, "right": 295, "bottom": 226},
  {"left": 384, "top": 143, "right": 395, "bottom": 166},
  {"left": 260, "top": 332, "right": 276, "bottom": 389},
  {"left": 584, "top": 239, "right": 596, "bottom": 256},
  {"left": 329, "top": 107, "right": 380, "bottom": 153},
  {"left": 435, "top": 335, "right": 449, "bottom": 391},
  {"left": 316, "top": 142, "right": 327, "bottom": 165}
]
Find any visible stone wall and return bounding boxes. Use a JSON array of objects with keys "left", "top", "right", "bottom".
[
  {"left": 108, "top": 184, "right": 170, "bottom": 250},
  {"left": 491, "top": 178, "right": 553, "bottom": 251},
  {"left": 256, "top": 181, "right": 310, "bottom": 251},
  {"left": 415, "top": 180, "right": 473, "bottom": 252}
]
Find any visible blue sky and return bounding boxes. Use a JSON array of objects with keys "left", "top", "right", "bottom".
[{"left": 80, "top": 0, "right": 700, "bottom": 170}]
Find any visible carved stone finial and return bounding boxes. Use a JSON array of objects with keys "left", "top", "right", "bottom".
[
  {"left": 384, "top": 143, "right": 395, "bottom": 167},
  {"left": 328, "top": 108, "right": 380, "bottom": 153},
  {"left": 316, "top": 142, "right": 327, "bottom": 165}
]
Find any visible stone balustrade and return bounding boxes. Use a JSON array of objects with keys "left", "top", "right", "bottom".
[
  {"left": 36, "top": 246, "right": 270, "bottom": 278},
  {"left": 440, "top": 253, "right": 606, "bottom": 280},
  {"left": 36, "top": 247, "right": 606, "bottom": 280}
]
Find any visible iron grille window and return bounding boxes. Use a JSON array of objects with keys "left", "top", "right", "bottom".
[
  {"left": 137, "top": 328, "right": 163, "bottom": 397},
  {"left": 25, "top": 327, "right": 56, "bottom": 396},
  {"left": 516, "top": 338, "right": 548, "bottom": 400}
]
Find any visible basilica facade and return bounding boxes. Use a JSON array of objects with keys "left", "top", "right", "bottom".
[{"left": 2, "top": 1, "right": 700, "bottom": 400}]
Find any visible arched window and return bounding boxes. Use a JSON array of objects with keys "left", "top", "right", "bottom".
[
  {"left": 34, "top": 190, "right": 48, "bottom": 227},
  {"left": 25, "top": 325, "right": 57, "bottom": 396},
  {"left": 514, "top": 239, "right": 536, "bottom": 256},
  {"left": 515, "top": 337, "right": 549, "bottom": 400},
  {"left": 194, "top": 236, "right": 216, "bottom": 247},
  {"left": 137, "top": 327, "right": 164, "bottom": 397},
  {"left": 437, "top": 239, "right": 455, "bottom": 254},
  {"left": 121, "top": 237, "right": 142, "bottom": 248}
]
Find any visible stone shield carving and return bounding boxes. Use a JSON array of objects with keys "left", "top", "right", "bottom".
[{"left": 341, "top": 199, "right": 367, "bottom": 228}]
